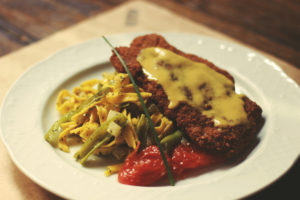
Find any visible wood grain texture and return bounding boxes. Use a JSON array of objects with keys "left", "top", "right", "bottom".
[
  {"left": 151, "top": 0, "right": 300, "bottom": 68},
  {"left": 0, "top": 0, "right": 124, "bottom": 55},
  {"left": 0, "top": 0, "right": 299, "bottom": 68}
]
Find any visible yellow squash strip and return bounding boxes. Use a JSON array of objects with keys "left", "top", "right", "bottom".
[
  {"left": 105, "top": 163, "right": 124, "bottom": 177},
  {"left": 47, "top": 71, "right": 176, "bottom": 178}
]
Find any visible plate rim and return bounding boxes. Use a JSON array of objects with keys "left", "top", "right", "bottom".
[{"left": 1, "top": 32, "right": 299, "bottom": 200}]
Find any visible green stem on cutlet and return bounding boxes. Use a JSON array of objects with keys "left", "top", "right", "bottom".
[{"left": 102, "top": 36, "right": 175, "bottom": 186}]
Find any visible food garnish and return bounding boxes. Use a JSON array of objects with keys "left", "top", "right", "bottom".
[
  {"left": 45, "top": 34, "right": 263, "bottom": 186},
  {"left": 102, "top": 36, "right": 175, "bottom": 185},
  {"left": 45, "top": 71, "right": 176, "bottom": 185}
]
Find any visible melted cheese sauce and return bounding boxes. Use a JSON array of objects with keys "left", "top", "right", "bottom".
[{"left": 137, "top": 47, "right": 248, "bottom": 126}]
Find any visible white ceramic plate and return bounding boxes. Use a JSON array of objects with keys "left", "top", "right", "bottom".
[{"left": 1, "top": 33, "right": 299, "bottom": 200}]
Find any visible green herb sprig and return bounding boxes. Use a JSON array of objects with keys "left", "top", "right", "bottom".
[{"left": 102, "top": 36, "right": 175, "bottom": 186}]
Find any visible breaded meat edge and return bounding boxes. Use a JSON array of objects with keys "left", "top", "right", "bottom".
[{"left": 110, "top": 34, "right": 263, "bottom": 158}]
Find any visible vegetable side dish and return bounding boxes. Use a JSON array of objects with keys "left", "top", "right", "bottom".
[
  {"left": 45, "top": 34, "right": 263, "bottom": 186},
  {"left": 45, "top": 73, "right": 175, "bottom": 176}
]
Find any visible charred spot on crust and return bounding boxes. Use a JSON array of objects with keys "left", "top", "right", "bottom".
[
  {"left": 170, "top": 72, "right": 178, "bottom": 81},
  {"left": 182, "top": 86, "right": 193, "bottom": 101},
  {"left": 198, "top": 83, "right": 207, "bottom": 90}
]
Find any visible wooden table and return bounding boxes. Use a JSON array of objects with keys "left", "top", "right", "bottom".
[
  {"left": 0, "top": 0, "right": 299, "bottom": 199},
  {"left": 1, "top": 0, "right": 299, "bottom": 69}
]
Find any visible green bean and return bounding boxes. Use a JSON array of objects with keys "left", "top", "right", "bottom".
[
  {"left": 160, "top": 130, "right": 183, "bottom": 152},
  {"left": 74, "top": 113, "right": 127, "bottom": 162},
  {"left": 78, "top": 136, "right": 112, "bottom": 165},
  {"left": 44, "top": 110, "right": 76, "bottom": 147},
  {"left": 44, "top": 87, "right": 110, "bottom": 147},
  {"left": 136, "top": 114, "right": 149, "bottom": 150}
]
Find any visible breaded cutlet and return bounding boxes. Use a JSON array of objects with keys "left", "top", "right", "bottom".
[{"left": 110, "top": 34, "right": 263, "bottom": 158}]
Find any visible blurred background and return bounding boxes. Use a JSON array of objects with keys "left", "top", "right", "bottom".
[{"left": 0, "top": 0, "right": 299, "bottom": 67}]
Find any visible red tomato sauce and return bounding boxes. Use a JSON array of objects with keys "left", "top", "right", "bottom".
[{"left": 118, "top": 143, "right": 224, "bottom": 186}]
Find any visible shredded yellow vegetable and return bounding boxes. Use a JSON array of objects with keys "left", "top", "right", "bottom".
[{"left": 55, "top": 72, "right": 174, "bottom": 175}]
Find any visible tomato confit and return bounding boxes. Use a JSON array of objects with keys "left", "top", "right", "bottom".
[{"left": 118, "top": 142, "right": 224, "bottom": 186}]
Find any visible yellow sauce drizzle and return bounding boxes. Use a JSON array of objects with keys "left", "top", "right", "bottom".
[{"left": 137, "top": 47, "right": 248, "bottom": 126}]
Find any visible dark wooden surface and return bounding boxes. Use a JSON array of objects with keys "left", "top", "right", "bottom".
[
  {"left": 0, "top": 0, "right": 299, "bottom": 199},
  {"left": 0, "top": 0, "right": 124, "bottom": 55},
  {"left": 0, "top": 0, "right": 299, "bottom": 68},
  {"left": 152, "top": 0, "right": 300, "bottom": 68}
]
